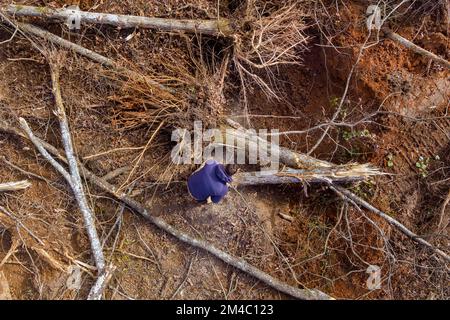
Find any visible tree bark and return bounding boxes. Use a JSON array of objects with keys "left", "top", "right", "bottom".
[
  {"left": 233, "top": 168, "right": 378, "bottom": 186},
  {"left": 49, "top": 64, "right": 106, "bottom": 273}
]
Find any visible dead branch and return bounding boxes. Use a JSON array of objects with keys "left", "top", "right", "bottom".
[
  {"left": 102, "top": 166, "right": 131, "bottom": 182},
  {"left": 19, "top": 117, "right": 114, "bottom": 298},
  {"left": 17, "top": 62, "right": 112, "bottom": 299},
  {"left": 278, "top": 212, "right": 295, "bottom": 223},
  {"left": 1, "top": 121, "right": 334, "bottom": 300},
  {"left": 384, "top": 29, "right": 450, "bottom": 69},
  {"left": 18, "top": 119, "right": 73, "bottom": 182},
  {"left": 31, "top": 246, "right": 67, "bottom": 272},
  {"left": 18, "top": 118, "right": 110, "bottom": 299},
  {"left": 329, "top": 184, "right": 450, "bottom": 264},
  {"left": 0, "top": 205, "right": 44, "bottom": 246},
  {"left": 3, "top": 4, "right": 233, "bottom": 36},
  {"left": 87, "top": 265, "right": 116, "bottom": 300},
  {"left": 3, "top": 20, "right": 112, "bottom": 66},
  {"left": 0, "top": 180, "right": 31, "bottom": 192},
  {"left": 1, "top": 156, "right": 52, "bottom": 184},
  {"left": 48, "top": 63, "right": 106, "bottom": 273},
  {"left": 0, "top": 20, "right": 171, "bottom": 93}
]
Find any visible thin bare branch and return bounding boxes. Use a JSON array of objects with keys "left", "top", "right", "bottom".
[
  {"left": 329, "top": 184, "right": 450, "bottom": 264},
  {"left": 385, "top": 29, "right": 450, "bottom": 69},
  {"left": 0, "top": 180, "right": 31, "bottom": 192},
  {"left": 49, "top": 63, "right": 106, "bottom": 273}
]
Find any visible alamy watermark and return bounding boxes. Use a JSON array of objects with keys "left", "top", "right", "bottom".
[
  {"left": 366, "top": 5, "right": 382, "bottom": 31},
  {"left": 66, "top": 265, "right": 82, "bottom": 290},
  {"left": 171, "top": 121, "right": 280, "bottom": 173},
  {"left": 366, "top": 265, "right": 381, "bottom": 290}
]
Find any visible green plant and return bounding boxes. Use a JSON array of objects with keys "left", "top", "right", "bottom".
[
  {"left": 330, "top": 96, "right": 340, "bottom": 108},
  {"left": 342, "top": 129, "right": 372, "bottom": 141},
  {"left": 386, "top": 153, "right": 394, "bottom": 168},
  {"left": 416, "top": 156, "right": 430, "bottom": 178},
  {"left": 351, "top": 181, "right": 375, "bottom": 200}
]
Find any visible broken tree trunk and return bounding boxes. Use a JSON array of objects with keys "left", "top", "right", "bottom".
[
  {"left": 225, "top": 119, "right": 383, "bottom": 177},
  {"left": 226, "top": 123, "right": 450, "bottom": 263},
  {"left": 49, "top": 64, "right": 106, "bottom": 270},
  {"left": 233, "top": 166, "right": 381, "bottom": 186},
  {"left": 16, "top": 63, "right": 112, "bottom": 300},
  {"left": 3, "top": 5, "right": 233, "bottom": 36},
  {"left": 226, "top": 119, "right": 335, "bottom": 169}
]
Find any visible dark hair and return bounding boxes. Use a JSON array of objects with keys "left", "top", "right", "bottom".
[{"left": 225, "top": 164, "right": 237, "bottom": 176}]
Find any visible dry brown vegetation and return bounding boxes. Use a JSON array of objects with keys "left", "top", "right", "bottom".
[{"left": 0, "top": 0, "right": 449, "bottom": 300}]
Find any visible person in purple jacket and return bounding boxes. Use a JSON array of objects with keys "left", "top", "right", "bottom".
[{"left": 187, "top": 159, "right": 236, "bottom": 204}]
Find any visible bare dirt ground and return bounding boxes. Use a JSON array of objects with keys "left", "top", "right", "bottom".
[{"left": 0, "top": 0, "right": 449, "bottom": 300}]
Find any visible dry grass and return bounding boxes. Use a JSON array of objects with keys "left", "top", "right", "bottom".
[
  {"left": 98, "top": 40, "right": 230, "bottom": 132},
  {"left": 87, "top": 0, "right": 311, "bottom": 131}
]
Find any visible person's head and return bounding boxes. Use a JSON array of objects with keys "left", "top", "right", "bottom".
[{"left": 225, "top": 164, "right": 237, "bottom": 176}]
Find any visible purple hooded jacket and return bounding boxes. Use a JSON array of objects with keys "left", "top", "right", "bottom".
[{"left": 187, "top": 159, "right": 232, "bottom": 203}]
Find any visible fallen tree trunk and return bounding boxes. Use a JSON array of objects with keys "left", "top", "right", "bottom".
[
  {"left": 3, "top": 4, "right": 233, "bottom": 36},
  {"left": 233, "top": 167, "right": 380, "bottom": 186},
  {"left": 226, "top": 119, "right": 335, "bottom": 169},
  {"left": 4, "top": 6, "right": 448, "bottom": 70},
  {"left": 12, "top": 20, "right": 114, "bottom": 67},
  {"left": 226, "top": 122, "right": 450, "bottom": 264},
  {"left": 226, "top": 119, "right": 383, "bottom": 176}
]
